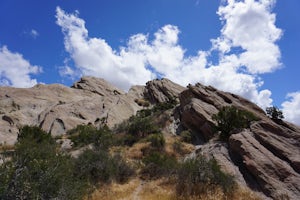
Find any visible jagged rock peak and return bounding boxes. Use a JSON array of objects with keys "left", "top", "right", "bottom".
[
  {"left": 144, "top": 78, "right": 186, "bottom": 103},
  {"left": 71, "top": 76, "right": 125, "bottom": 96}
]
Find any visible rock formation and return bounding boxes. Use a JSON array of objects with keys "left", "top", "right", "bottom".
[
  {"left": 179, "top": 83, "right": 300, "bottom": 199},
  {"left": 0, "top": 76, "right": 300, "bottom": 199}
]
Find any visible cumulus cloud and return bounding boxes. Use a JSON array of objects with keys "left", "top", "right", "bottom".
[
  {"left": 56, "top": 0, "right": 281, "bottom": 109},
  {"left": 282, "top": 92, "right": 300, "bottom": 125},
  {"left": 214, "top": 0, "right": 282, "bottom": 74},
  {"left": 0, "top": 46, "right": 42, "bottom": 87}
]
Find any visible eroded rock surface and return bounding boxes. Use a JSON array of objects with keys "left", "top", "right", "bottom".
[
  {"left": 179, "top": 82, "right": 300, "bottom": 199},
  {"left": 0, "top": 77, "right": 144, "bottom": 144},
  {"left": 1, "top": 77, "right": 300, "bottom": 199}
]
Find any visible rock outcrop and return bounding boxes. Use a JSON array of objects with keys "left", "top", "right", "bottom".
[
  {"left": 0, "top": 77, "right": 183, "bottom": 145},
  {"left": 0, "top": 77, "right": 140, "bottom": 144},
  {"left": 179, "top": 82, "right": 300, "bottom": 199},
  {"left": 144, "top": 78, "right": 185, "bottom": 103},
  {"left": 1, "top": 77, "right": 300, "bottom": 199}
]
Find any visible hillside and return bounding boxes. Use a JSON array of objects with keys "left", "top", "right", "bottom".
[{"left": 0, "top": 76, "right": 300, "bottom": 199}]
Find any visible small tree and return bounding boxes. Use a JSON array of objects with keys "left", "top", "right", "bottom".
[
  {"left": 212, "top": 106, "right": 258, "bottom": 141},
  {"left": 266, "top": 106, "right": 284, "bottom": 120}
]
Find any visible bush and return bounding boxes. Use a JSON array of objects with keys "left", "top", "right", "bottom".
[
  {"left": 141, "top": 152, "right": 178, "bottom": 179},
  {"left": 212, "top": 106, "right": 258, "bottom": 141},
  {"left": 180, "top": 130, "right": 192, "bottom": 143},
  {"left": 146, "top": 133, "right": 165, "bottom": 149},
  {"left": 0, "top": 126, "right": 88, "bottom": 200},
  {"left": 266, "top": 106, "right": 284, "bottom": 120},
  {"left": 152, "top": 98, "right": 178, "bottom": 113},
  {"left": 128, "top": 116, "right": 159, "bottom": 138},
  {"left": 75, "top": 149, "right": 134, "bottom": 185},
  {"left": 68, "top": 125, "right": 113, "bottom": 150},
  {"left": 176, "top": 156, "right": 236, "bottom": 197}
]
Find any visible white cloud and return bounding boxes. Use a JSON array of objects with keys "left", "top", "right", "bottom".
[
  {"left": 282, "top": 92, "right": 300, "bottom": 125},
  {"left": 214, "top": 0, "right": 282, "bottom": 74},
  {"left": 30, "top": 29, "right": 39, "bottom": 38},
  {"left": 0, "top": 46, "right": 42, "bottom": 87},
  {"left": 56, "top": 0, "right": 281, "bottom": 109}
]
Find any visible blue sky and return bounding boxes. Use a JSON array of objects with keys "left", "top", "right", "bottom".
[{"left": 0, "top": 0, "right": 299, "bottom": 125}]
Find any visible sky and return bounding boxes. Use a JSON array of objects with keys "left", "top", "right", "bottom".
[{"left": 0, "top": 0, "right": 299, "bottom": 125}]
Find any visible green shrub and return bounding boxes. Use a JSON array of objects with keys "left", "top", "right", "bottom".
[
  {"left": 152, "top": 98, "right": 178, "bottom": 113},
  {"left": 75, "top": 149, "right": 134, "bottom": 185},
  {"left": 146, "top": 133, "right": 165, "bottom": 149},
  {"left": 176, "top": 156, "right": 236, "bottom": 197},
  {"left": 141, "top": 152, "right": 178, "bottom": 179},
  {"left": 266, "top": 106, "right": 284, "bottom": 120},
  {"left": 212, "top": 106, "right": 258, "bottom": 141},
  {"left": 180, "top": 130, "right": 192, "bottom": 143},
  {"left": 0, "top": 126, "right": 88, "bottom": 200},
  {"left": 128, "top": 116, "right": 159, "bottom": 138},
  {"left": 68, "top": 125, "right": 113, "bottom": 150},
  {"left": 115, "top": 134, "right": 137, "bottom": 146}
]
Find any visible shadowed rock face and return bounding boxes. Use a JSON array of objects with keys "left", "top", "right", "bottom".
[{"left": 1, "top": 77, "right": 300, "bottom": 199}]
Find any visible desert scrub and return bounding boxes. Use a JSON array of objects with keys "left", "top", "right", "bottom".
[
  {"left": 0, "top": 126, "right": 88, "bottom": 200},
  {"left": 75, "top": 149, "right": 135, "bottom": 185},
  {"left": 212, "top": 106, "right": 259, "bottom": 141},
  {"left": 146, "top": 133, "right": 165, "bottom": 149},
  {"left": 176, "top": 155, "right": 236, "bottom": 197},
  {"left": 180, "top": 130, "right": 192, "bottom": 143},
  {"left": 68, "top": 124, "right": 113, "bottom": 150},
  {"left": 141, "top": 152, "right": 178, "bottom": 180}
]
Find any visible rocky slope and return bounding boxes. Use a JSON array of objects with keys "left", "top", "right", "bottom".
[
  {"left": 0, "top": 76, "right": 184, "bottom": 145},
  {"left": 179, "top": 83, "right": 300, "bottom": 199},
  {"left": 0, "top": 76, "right": 300, "bottom": 199}
]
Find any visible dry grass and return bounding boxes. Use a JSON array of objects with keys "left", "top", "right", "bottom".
[
  {"left": 164, "top": 135, "right": 195, "bottom": 159},
  {"left": 89, "top": 177, "right": 262, "bottom": 200},
  {"left": 125, "top": 142, "right": 151, "bottom": 160},
  {"left": 88, "top": 178, "right": 140, "bottom": 200},
  {"left": 89, "top": 178, "right": 176, "bottom": 200},
  {"left": 0, "top": 143, "right": 15, "bottom": 152},
  {"left": 89, "top": 125, "right": 261, "bottom": 200}
]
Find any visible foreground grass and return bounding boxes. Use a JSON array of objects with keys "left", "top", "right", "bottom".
[{"left": 89, "top": 177, "right": 262, "bottom": 200}]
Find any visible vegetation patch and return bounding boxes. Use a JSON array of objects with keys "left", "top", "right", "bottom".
[
  {"left": 141, "top": 152, "right": 178, "bottom": 180},
  {"left": 68, "top": 124, "right": 113, "bottom": 149},
  {"left": 266, "top": 106, "right": 284, "bottom": 121},
  {"left": 212, "top": 106, "right": 259, "bottom": 141},
  {"left": 176, "top": 155, "right": 236, "bottom": 197}
]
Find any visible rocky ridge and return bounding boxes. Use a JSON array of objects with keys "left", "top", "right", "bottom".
[{"left": 0, "top": 76, "right": 300, "bottom": 199}]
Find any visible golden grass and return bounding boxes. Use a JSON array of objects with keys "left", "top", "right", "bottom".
[
  {"left": 89, "top": 178, "right": 140, "bottom": 200},
  {"left": 89, "top": 177, "right": 262, "bottom": 200},
  {"left": 125, "top": 142, "right": 151, "bottom": 160},
  {"left": 90, "top": 130, "right": 262, "bottom": 200},
  {"left": 164, "top": 135, "right": 195, "bottom": 159}
]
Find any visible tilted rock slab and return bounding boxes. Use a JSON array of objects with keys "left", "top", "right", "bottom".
[{"left": 179, "top": 82, "right": 300, "bottom": 199}]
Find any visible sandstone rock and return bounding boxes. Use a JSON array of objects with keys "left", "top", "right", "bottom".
[
  {"left": 0, "top": 77, "right": 140, "bottom": 144},
  {"left": 229, "top": 131, "right": 300, "bottom": 199},
  {"left": 251, "top": 120, "right": 300, "bottom": 174},
  {"left": 0, "top": 77, "right": 184, "bottom": 144},
  {"left": 144, "top": 78, "right": 185, "bottom": 103},
  {"left": 178, "top": 82, "right": 300, "bottom": 199},
  {"left": 1, "top": 77, "right": 300, "bottom": 199},
  {"left": 179, "top": 83, "right": 266, "bottom": 141}
]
